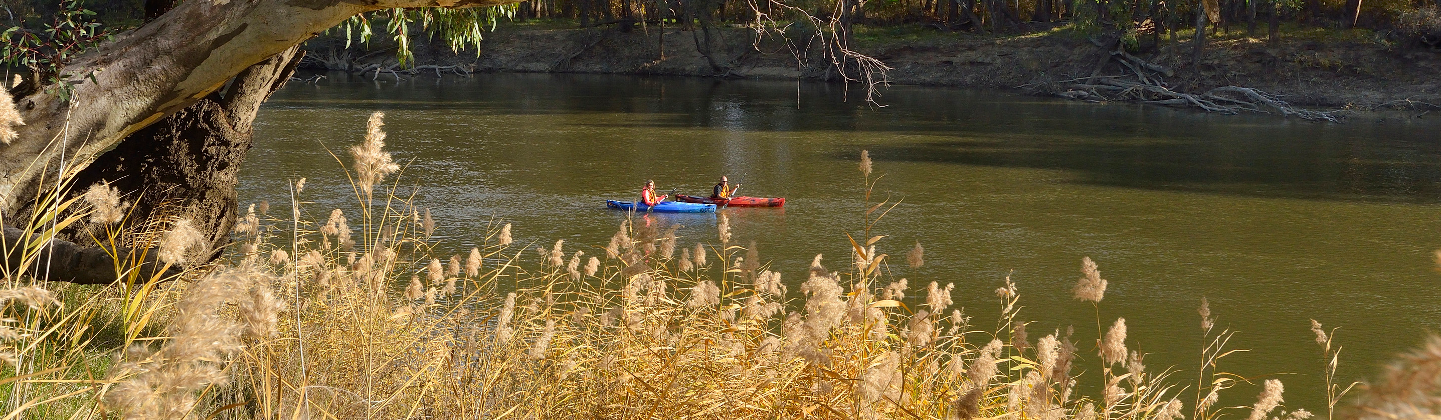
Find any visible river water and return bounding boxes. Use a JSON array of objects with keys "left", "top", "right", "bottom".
[{"left": 242, "top": 72, "right": 1441, "bottom": 410}]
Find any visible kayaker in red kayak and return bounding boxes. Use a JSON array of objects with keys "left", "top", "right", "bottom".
[
  {"left": 641, "top": 180, "right": 667, "bottom": 206},
  {"left": 711, "top": 176, "right": 739, "bottom": 200}
]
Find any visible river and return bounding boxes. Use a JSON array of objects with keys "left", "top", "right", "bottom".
[{"left": 241, "top": 72, "right": 1441, "bottom": 410}]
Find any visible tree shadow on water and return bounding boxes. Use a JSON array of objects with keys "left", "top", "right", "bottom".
[{"left": 865, "top": 133, "right": 1441, "bottom": 204}]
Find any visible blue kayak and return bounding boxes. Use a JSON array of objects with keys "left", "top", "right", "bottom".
[{"left": 606, "top": 200, "right": 716, "bottom": 213}]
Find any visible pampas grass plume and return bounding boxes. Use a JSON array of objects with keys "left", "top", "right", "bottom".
[
  {"left": 351, "top": 111, "right": 399, "bottom": 199},
  {"left": 83, "top": 181, "right": 130, "bottom": 225},
  {"left": 549, "top": 239, "right": 565, "bottom": 267},
  {"left": 1311, "top": 319, "right": 1328, "bottom": 345},
  {"left": 422, "top": 208, "right": 435, "bottom": 237},
  {"left": 1247, "top": 379, "right": 1285, "bottom": 420},
  {"left": 159, "top": 218, "right": 207, "bottom": 265},
  {"left": 585, "top": 257, "right": 600, "bottom": 277},
  {"left": 1074, "top": 256, "right": 1107, "bottom": 303},
  {"left": 1101, "top": 317, "right": 1127, "bottom": 366},
  {"left": 907, "top": 241, "right": 924, "bottom": 268},
  {"left": 1200, "top": 297, "right": 1215, "bottom": 331},
  {"left": 428, "top": 258, "right": 444, "bottom": 284},
  {"left": 498, "top": 223, "right": 513, "bottom": 246},
  {"left": 689, "top": 280, "right": 720, "bottom": 308},
  {"left": 406, "top": 275, "right": 424, "bottom": 300},
  {"left": 466, "top": 247, "right": 482, "bottom": 277},
  {"left": 0, "top": 81, "right": 23, "bottom": 145}
]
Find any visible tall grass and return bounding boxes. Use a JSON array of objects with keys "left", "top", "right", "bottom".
[{"left": 5, "top": 105, "right": 1441, "bottom": 418}]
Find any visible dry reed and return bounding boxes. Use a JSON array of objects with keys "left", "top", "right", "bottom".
[{"left": 11, "top": 112, "right": 1441, "bottom": 420}]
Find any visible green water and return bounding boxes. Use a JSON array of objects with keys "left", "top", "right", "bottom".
[{"left": 242, "top": 72, "right": 1441, "bottom": 410}]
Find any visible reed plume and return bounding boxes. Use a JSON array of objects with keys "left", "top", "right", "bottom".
[
  {"left": 422, "top": 207, "right": 435, "bottom": 237},
  {"left": 83, "top": 181, "right": 130, "bottom": 225},
  {"left": 549, "top": 239, "right": 565, "bottom": 267},
  {"left": 406, "top": 275, "right": 424, "bottom": 300},
  {"left": 1199, "top": 296, "right": 1214, "bottom": 331},
  {"left": 881, "top": 278, "right": 907, "bottom": 300},
  {"left": 498, "top": 223, "right": 513, "bottom": 245},
  {"left": 1101, "top": 317, "right": 1128, "bottom": 366},
  {"left": 1361, "top": 334, "right": 1441, "bottom": 418},
  {"left": 679, "top": 247, "right": 694, "bottom": 272},
  {"left": 428, "top": 258, "right": 444, "bottom": 285},
  {"left": 907, "top": 241, "right": 924, "bottom": 268},
  {"left": 321, "top": 208, "right": 350, "bottom": 248},
  {"left": 926, "top": 281, "right": 954, "bottom": 311},
  {"left": 466, "top": 247, "right": 482, "bottom": 277},
  {"left": 689, "top": 280, "right": 720, "bottom": 308},
  {"left": 1247, "top": 379, "right": 1286, "bottom": 420},
  {"left": 158, "top": 218, "right": 207, "bottom": 265},
  {"left": 236, "top": 204, "right": 260, "bottom": 236},
  {"left": 585, "top": 256, "right": 600, "bottom": 277},
  {"left": 717, "top": 212, "right": 732, "bottom": 244},
  {"left": 1074, "top": 256, "right": 1107, "bottom": 303},
  {"left": 860, "top": 150, "right": 873, "bottom": 177},
  {"left": 567, "top": 251, "right": 583, "bottom": 281},
  {"left": 103, "top": 269, "right": 257, "bottom": 419},
  {"left": 0, "top": 81, "right": 22, "bottom": 145},
  {"left": 351, "top": 111, "right": 399, "bottom": 200}
]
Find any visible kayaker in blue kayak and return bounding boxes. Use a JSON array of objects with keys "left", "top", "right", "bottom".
[
  {"left": 641, "top": 180, "right": 668, "bottom": 206},
  {"left": 711, "top": 176, "right": 739, "bottom": 200}
]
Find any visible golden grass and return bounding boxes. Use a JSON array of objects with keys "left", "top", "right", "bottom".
[{"left": 3, "top": 111, "right": 1441, "bottom": 419}]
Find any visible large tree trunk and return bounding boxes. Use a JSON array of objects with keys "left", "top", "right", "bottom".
[
  {"left": 58, "top": 47, "right": 303, "bottom": 264},
  {"left": 1032, "top": 0, "right": 1052, "bottom": 22},
  {"left": 0, "top": 0, "right": 508, "bottom": 283},
  {"left": 0, "top": 0, "right": 507, "bottom": 217}
]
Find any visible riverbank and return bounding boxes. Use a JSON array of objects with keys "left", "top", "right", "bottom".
[{"left": 301, "top": 21, "right": 1441, "bottom": 115}]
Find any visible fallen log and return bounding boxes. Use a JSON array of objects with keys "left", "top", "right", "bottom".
[{"left": 2, "top": 227, "right": 183, "bottom": 285}]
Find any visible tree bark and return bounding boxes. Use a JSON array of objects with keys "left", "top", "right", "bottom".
[
  {"left": 0, "top": 0, "right": 508, "bottom": 218},
  {"left": 1342, "top": 0, "right": 1361, "bottom": 28},
  {"left": 1268, "top": 0, "right": 1280, "bottom": 41},
  {"left": 1192, "top": 3, "right": 1208, "bottom": 79},
  {"left": 1032, "top": 0, "right": 1052, "bottom": 22},
  {"left": 1247, "top": 0, "right": 1256, "bottom": 37},
  {"left": 1, "top": 0, "right": 507, "bottom": 283}
]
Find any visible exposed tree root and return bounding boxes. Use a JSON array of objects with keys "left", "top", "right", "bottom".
[
  {"left": 1058, "top": 39, "right": 1343, "bottom": 122},
  {"left": 2, "top": 227, "right": 181, "bottom": 285}
]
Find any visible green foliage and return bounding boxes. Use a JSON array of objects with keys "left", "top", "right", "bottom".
[
  {"left": 1391, "top": 5, "right": 1441, "bottom": 47},
  {"left": 1, "top": 0, "right": 112, "bottom": 101},
  {"left": 338, "top": 6, "right": 518, "bottom": 66}
]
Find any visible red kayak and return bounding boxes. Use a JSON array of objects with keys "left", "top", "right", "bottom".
[{"left": 676, "top": 194, "right": 785, "bottom": 207}]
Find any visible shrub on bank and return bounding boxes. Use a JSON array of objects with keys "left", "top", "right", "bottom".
[{"left": 1390, "top": 5, "right": 1441, "bottom": 48}]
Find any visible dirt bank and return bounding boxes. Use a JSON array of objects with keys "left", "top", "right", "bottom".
[{"left": 301, "top": 23, "right": 1441, "bottom": 114}]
